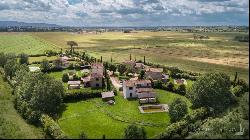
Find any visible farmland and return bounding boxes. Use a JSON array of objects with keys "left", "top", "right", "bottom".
[
  {"left": 0, "top": 31, "right": 248, "bottom": 82},
  {"left": 0, "top": 32, "right": 57, "bottom": 55},
  {"left": 58, "top": 90, "right": 192, "bottom": 139}
]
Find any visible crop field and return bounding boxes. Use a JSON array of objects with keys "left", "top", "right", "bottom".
[
  {"left": 32, "top": 31, "right": 249, "bottom": 82},
  {"left": 0, "top": 31, "right": 248, "bottom": 81},
  {"left": 0, "top": 32, "right": 57, "bottom": 55},
  {"left": 58, "top": 90, "right": 192, "bottom": 139}
]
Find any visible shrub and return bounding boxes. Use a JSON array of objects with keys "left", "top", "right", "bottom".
[
  {"left": 158, "top": 108, "right": 209, "bottom": 139},
  {"left": 62, "top": 73, "right": 69, "bottom": 83},
  {"left": 169, "top": 98, "right": 188, "bottom": 122},
  {"left": 79, "top": 132, "right": 88, "bottom": 139},
  {"left": 176, "top": 84, "right": 186, "bottom": 96},
  {"left": 237, "top": 79, "right": 249, "bottom": 92},
  {"left": 124, "top": 124, "right": 146, "bottom": 139},
  {"left": 153, "top": 80, "right": 163, "bottom": 89},
  {"left": 166, "top": 82, "right": 174, "bottom": 92},
  {"left": 40, "top": 114, "right": 68, "bottom": 139},
  {"left": 19, "top": 53, "right": 29, "bottom": 65},
  {"left": 231, "top": 85, "right": 244, "bottom": 97},
  {"left": 64, "top": 89, "right": 103, "bottom": 102}
]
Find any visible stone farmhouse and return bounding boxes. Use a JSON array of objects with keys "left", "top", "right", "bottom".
[{"left": 123, "top": 80, "right": 156, "bottom": 104}]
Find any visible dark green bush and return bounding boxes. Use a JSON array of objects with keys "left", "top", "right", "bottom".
[{"left": 40, "top": 114, "right": 67, "bottom": 139}]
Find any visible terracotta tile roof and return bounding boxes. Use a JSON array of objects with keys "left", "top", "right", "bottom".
[
  {"left": 135, "top": 63, "right": 145, "bottom": 68},
  {"left": 123, "top": 60, "right": 136, "bottom": 65},
  {"left": 146, "top": 68, "right": 163, "bottom": 73},
  {"left": 137, "top": 93, "right": 156, "bottom": 99},
  {"left": 81, "top": 76, "right": 91, "bottom": 82},
  {"left": 136, "top": 88, "right": 154, "bottom": 93},
  {"left": 124, "top": 80, "right": 151, "bottom": 87},
  {"left": 91, "top": 73, "right": 103, "bottom": 78},
  {"left": 91, "top": 63, "right": 103, "bottom": 68},
  {"left": 136, "top": 80, "right": 151, "bottom": 85}
]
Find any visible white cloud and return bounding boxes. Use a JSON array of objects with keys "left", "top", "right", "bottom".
[{"left": 0, "top": 0, "right": 248, "bottom": 26}]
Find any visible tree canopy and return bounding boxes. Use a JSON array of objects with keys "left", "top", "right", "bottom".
[
  {"left": 15, "top": 72, "right": 65, "bottom": 123},
  {"left": 169, "top": 98, "right": 188, "bottom": 122},
  {"left": 187, "top": 72, "right": 235, "bottom": 113},
  {"left": 124, "top": 124, "right": 146, "bottom": 139}
]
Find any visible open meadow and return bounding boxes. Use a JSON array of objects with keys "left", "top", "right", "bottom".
[
  {"left": 0, "top": 31, "right": 248, "bottom": 82},
  {"left": 32, "top": 31, "right": 249, "bottom": 82}
]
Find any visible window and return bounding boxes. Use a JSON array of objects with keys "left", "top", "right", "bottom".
[
  {"left": 96, "top": 78, "right": 99, "bottom": 81},
  {"left": 96, "top": 84, "right": 99, "bottom": 87},
  {"left": 130, "top": 93, "right": 132, "bottom": 97},
  {"left": 129, "top": 87, "right": 133, "bottom": 90}
]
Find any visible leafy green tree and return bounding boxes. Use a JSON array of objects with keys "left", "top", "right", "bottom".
[
  {"left": 169, "top": 98, "right": 188, "bottom": 122},
  {"left": 0, "top": 52, "right": 7, "bottom": 67},
  {"left": 124, "top": 124, "right": 146, "bottom": 139},
  {"left": 13, "top": 64, "right": 29, "bottom": 86},
  {"left": 188, "top": 111, "right": 248, "bottom": 139},
  {"left": 176, "top": 84, "right": 186, "bottom": 96},
  {"left": 166, "top": 82, "right": 174, "bottom": 92},
  {"left": 4, "top": 59, "right": 19, "bottom": 79},
  {"left": 79, "top": 132, "right": 88, "bottom": 139},
  {"left": 62, "top": 73, "right": 69, "bottom": 82},
  {"left": 67, "top": 41, "right": 78, "bottom": 54},
  {"left": 237, "top": 79, "right": 249, "bottom": 92},
  {"left": 139, "top": 70, "right": 145, "bottom": 80},
  {"left": 109, "top": 63, "right": 117, "bottom": 72},
  {"left": 231, "top": 85, "right": 244, "bottom": 97},
  {"left": 40, "top": 59, "right": 51, "bottom": 73},
  {"left": 117, "top": 64, "right": 127, "bottom": 75},
  {"left": 187, "top": 72, "right": 235, "bottom": 113},
  {"left": 19, "top": 53, "right": 29, "bottom": 64},
  {"left": 153, "top": 80, "right": 163, "bottom": 89},
  {"left": 15, "top": 72, "right": 64, "bottom": 123},
  {"left": 106, "top": 77, "right": 111, "bottom": 91}
]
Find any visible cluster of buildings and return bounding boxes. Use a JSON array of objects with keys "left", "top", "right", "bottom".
[
  {"left": 67, "top": 63, "right": 104, "bottom": 90},
  {"left": 63, "top": 57, "right": 186, "bottom": 105}
]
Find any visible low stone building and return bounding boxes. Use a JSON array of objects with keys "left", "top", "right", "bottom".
[
  {"left": 81, "top": 63, "right": 104, "bottom": 88},
  {"left": 122, "top": 80, "right": 156, "bottom": 103},
  {"left": 145, "top": 68, "right": 163, "bottom": 81},
  {"left": 101, "top": 91, "right": 115, "bottom": 102},
  {"left": 67, "top": 81, "right": 81, "bottom": 89}
]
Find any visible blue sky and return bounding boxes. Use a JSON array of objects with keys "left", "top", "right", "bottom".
[{"left": 0, "top": 0, "right": 248, "bottom": 26}]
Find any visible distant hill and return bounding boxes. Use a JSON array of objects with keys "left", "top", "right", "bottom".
[{"left": 0, "top": 21, "right": 61, "bottom": 27}]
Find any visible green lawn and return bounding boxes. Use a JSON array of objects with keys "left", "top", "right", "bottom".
[
  {"left": 0, "top": 33, "right": 57, "bottom": 55},
  {"left": 58, "top": 89, "right": 192, "bottom": 139},
  {"left": 29, "top": 56, "right": 58, "bottom": 63},
  {"left": 0, "top": 73, "right": 45, "bottom": 139}
]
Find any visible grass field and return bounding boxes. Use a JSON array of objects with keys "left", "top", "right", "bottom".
[
  {"left": 58, "top": 89, "right": 192, "bottom": 139},
  {"left": 0, "top": 32, "right": 57, "bottom": 55},
  {"left": 0, "top": 73, "right": 45, "bottom": 139},
  {"left": 0, "top": 31, "right": 248, "bottom": 82},
  {"left": 29, "top": 56, "right": 58, "bottom": 63},
  {"left": 31, "top": 31, "right": 249, "bottom": 82}
]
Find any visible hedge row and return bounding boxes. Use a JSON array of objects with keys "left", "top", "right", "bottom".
[
  {"left": 40, "top": 114, "right": 68, "bottom": 139},
  {"left": 29, "top": 54, "right": 47, "bottom": 57},
  {"left": 64, "top": 89, "right": 103, "bottom": 102}
]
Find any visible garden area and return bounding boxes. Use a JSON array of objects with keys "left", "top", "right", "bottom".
[{"left": 57, "top": 89, "right": 192, "bottom": 139}]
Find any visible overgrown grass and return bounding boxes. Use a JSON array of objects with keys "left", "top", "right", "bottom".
[
  {"left": 0, "top": 74, "right": 45, "bottom": 139},
  {"left": 32, "top": 31, "right": 248, "bottom": 82},
  {"left": 58, "top": 89, "right": 192, "bottom": 139}
]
